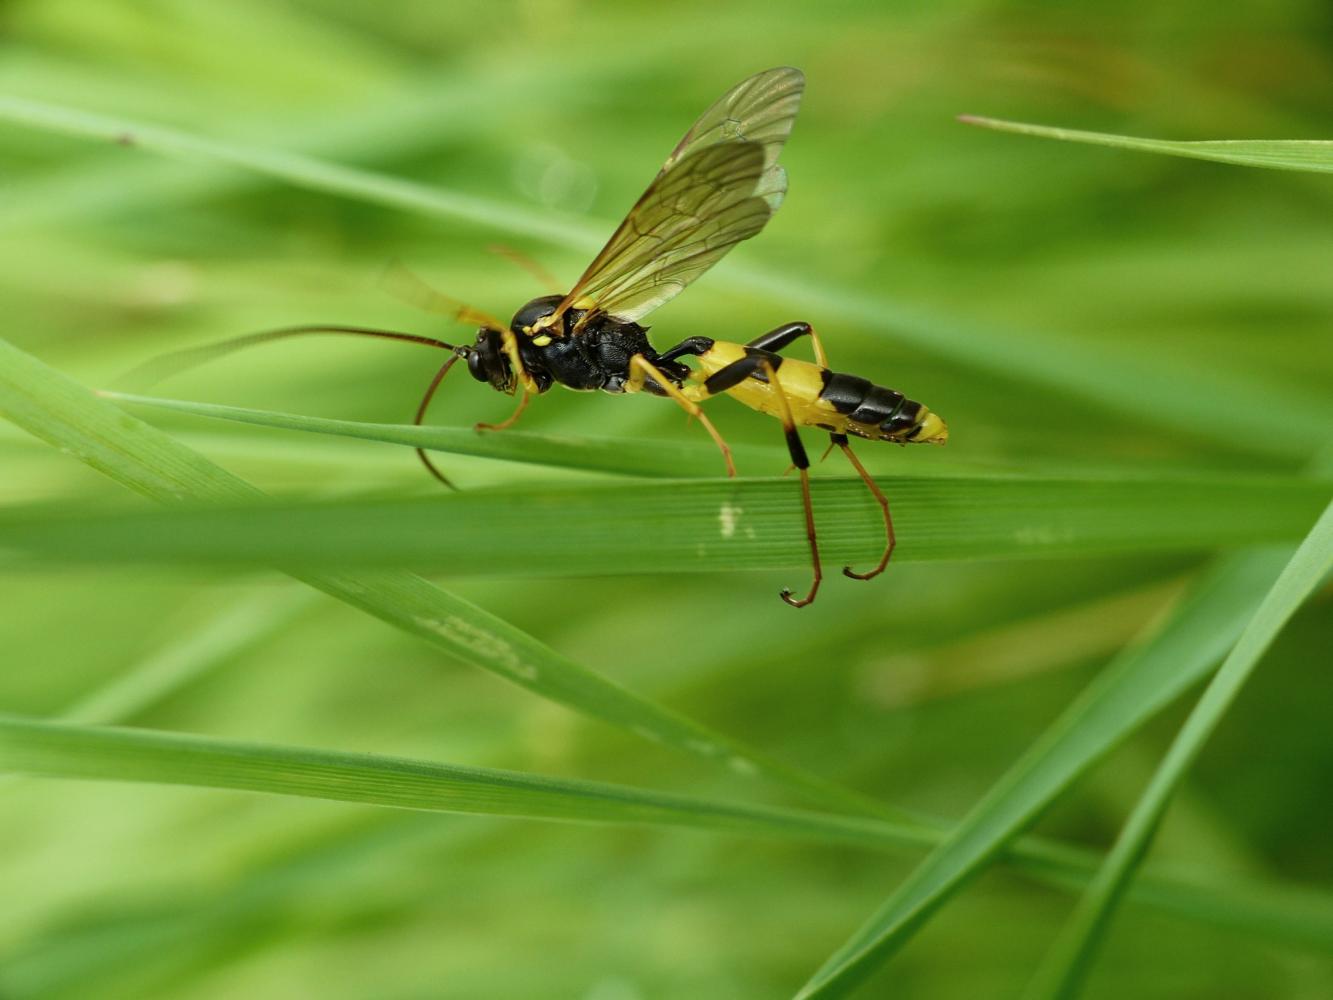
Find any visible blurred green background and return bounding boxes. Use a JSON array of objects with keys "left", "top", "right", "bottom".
[{"left": 1, "top": 1, "right": 1331, "bottom": 998}]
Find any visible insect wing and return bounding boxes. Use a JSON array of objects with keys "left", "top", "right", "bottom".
[
  {"left": 566, "top": 142, "right": 772, "bottom": 324},
  {"left": 556, "top": 67, "right": 804, "bottom": 328},
  {"left": 660, "top": 65, "right": 804, "bottom": 210}
]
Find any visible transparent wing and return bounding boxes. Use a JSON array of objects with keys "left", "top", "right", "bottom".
[
  {"left": 555, "top": 67, "right": 805, "bottom": 328},
  {"left": 660, "top": 65, "right": 804, "bottom": 212},
  {"left": 564, "top": 142, "right": 772, "bottom": 324}
]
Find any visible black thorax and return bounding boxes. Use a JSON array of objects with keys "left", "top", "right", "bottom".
[{"left": 518, "top": 311, "right": 690, "bottom": 395}]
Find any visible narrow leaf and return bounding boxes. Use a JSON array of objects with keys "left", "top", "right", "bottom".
[
  {"left": 793, "top": 545, "right": 1299, "bottom": 998},
  {"left": 1025, "top": 496, "right": 1333, "bottom": 999},
  {"left": 0, "top": 94, "right": 603, "bottom": 249},
  {"left": 0, "top": 476, "right": 1324, "bottom": 573},
  {"left": 102, "top": 390, "right": 778, "bottom": 478},
  {"left": 0, "top": 715, "right": 918, "bottom": 850},
  {"left": 959, "top": 116, "right": 1333, "bottom": 174},
  {"left": 2, "top": 714, "right": 1331, "bottom": 957}
]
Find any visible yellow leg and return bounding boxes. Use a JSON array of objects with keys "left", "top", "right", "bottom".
[
  {"left": 497, "top": 327, "right": 541, "bottom": 395},
  {"left": 476, "top": 390, "right": 531, "bottom": 432},
  {"left": 759, "top": 359, "right": 823, "bottom": 609},
  {"left": 807, "top": 325, "right": 830, "bottom": 370},
  {"left": 628, "top": 355, "right": 736, "bottom": 477}
]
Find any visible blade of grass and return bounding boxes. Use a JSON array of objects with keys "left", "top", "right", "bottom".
[
  {"left": 0, "top": 94, "right": 602, "bottom": 250},
  {"left": 959, "top": 116, "right": 1333, "bottom": 174},
  {"left": 0, "top": 335, "right": 894, "bottom": 819},
  {"left": 792, "top": 544, "right": 1301, "bottom": 998},
  {"left": 0, "top": 475, "right": 1324, "bottom": 573},
  {"left": 102, "top": 390, "right": 780, "bottom": 478},
  {"left": 1024, "top": 496, "right": 1333, "bottom": 1000},
  {"left": 0, "top": 714, "right": 919, "bottom": 849},
  {"left": 4, "top": 96, "right": 1328, "bottom": 458},
  {"left": 98, "top": 391, "right": 1261, "bottom": 483},
  {"left": 60, "top": 588, "right": 317, "bottom": 725},
  {"left": 2, "top": 712, "right": 1332, "bottom": 957}
]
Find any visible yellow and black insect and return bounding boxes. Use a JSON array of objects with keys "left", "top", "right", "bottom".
[{"left": 137, "top": 67, "right": 946, "bottom": 607}]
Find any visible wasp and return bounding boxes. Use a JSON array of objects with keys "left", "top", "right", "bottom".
[{"left": 133, "top": 67, "right": 946, "bottom": 607}]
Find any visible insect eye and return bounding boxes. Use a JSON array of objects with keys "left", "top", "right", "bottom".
[{"left": 466, "top": 350, "right": 489, "bottom": 383}]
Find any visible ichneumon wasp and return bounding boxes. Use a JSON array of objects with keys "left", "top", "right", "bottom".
[{"left": 130, "top": 67, "right": 947, "bottom": 607}]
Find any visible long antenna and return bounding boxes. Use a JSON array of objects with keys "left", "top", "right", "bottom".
[
  {"left": 114, "top": 325, "right": 457, "bottom": 391},
  {"left": 412, "top": 351, "right": 467, "bottom": 489}
]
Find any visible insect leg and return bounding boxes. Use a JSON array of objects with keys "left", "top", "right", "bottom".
[
  {"left": 476, "top": 391, "right": 532, "bottom": 432},
  {"left": 495, "top": 326, "right": 542, "bottom": 396},
  {"left": 628, "top": 355, "right": 736, "bottom": 477},
  {"left": 656, "top": 336, "right": 716, "bottom": 364},
  {"left": 757, "top": 358, "right": 822, "bottom": 609},
  {"left": 831, "top": 432, "right": 895, "bottom": 580},
  {"left": 745, "top": 321, "right": 829, "bottom": 369}
]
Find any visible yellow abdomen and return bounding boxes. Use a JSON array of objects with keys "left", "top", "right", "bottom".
[{"left": 689, "top": 340, "right": 947, "bottom": 444}]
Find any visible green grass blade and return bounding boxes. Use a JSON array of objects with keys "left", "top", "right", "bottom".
[
  {"left": 102, "top": 390, "right": 779, "bottom": 478},
  {"left": 1, "top": 476, "right": 1324, "bottom": 573},
  {"left": 0, "top": 336, "right": 888, "bottom": 818},
  {"left": 792, "top": 545, "right": 1297, "bottom": 999},
  {"left": 0, "top": 94, "right": 603, "bottom": 250},
  {"left": 1024, "top": 497, "right": 1333, "bottom": 1000},
  {"left": 2, "top": 713, "right": 1331, "bottom": 957},
  {"left": 0, "top": 715, "right": 918, "bottom": 849},
  {"left": 959, "top": 116, "right": 1333, "bottom": 174},
  {"left": 60, "top": 588, "right": 317, "bottom": 725}
]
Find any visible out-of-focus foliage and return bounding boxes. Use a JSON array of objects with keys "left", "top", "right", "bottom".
[{"left": 0, "top": 2, "right": 1330, "bottom": 998}]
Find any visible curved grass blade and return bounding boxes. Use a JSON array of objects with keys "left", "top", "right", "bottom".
[
  {"left": 5, "top": 96, "right": 1329, "bottom": 459},
  {"left": 791, "top": 545, "right": 1302, "bottom": 999},
  {"left": 1023, "top": 496, "right": 1333, "bottom": 1000},
  {"left": 2, "top": 713, "right": 1332, "bottom": 958},
  {"left": 0, "top": 476, "right": 1324, "bottom": 573},
  {"left": 0, "top": 336, "right": 895, "bottom": 819},
  {"left": 0, "top": 715, "right": 918, "bottom": 849},
  {"left": 102, "top": 390, "right": 780, "bottom": 478},
  {"left": 959, "top": 116, "right": 1333, "bottom": 174}
]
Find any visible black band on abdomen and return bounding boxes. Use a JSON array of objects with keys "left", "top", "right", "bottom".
[
  {"left": 818, "top": 372, "right": 872, "bottom": 415},
  {"left": 849, "top": 385, "right": 905, "bottom": 426}
]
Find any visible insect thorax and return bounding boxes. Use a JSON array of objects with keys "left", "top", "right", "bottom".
[{"left": 519, "top": 311, "right": 681, "bottom": 394}]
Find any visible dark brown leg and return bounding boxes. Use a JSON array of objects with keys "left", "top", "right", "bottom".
[
  {"left": 759, "top": 359, "right": 822, "bottom": 608},
  {"left": 833, "top": 433, "right": 895, "bottom": 580}
]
